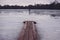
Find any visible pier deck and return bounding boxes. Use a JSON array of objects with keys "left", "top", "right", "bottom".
[{"left": 18, "top": 21, "right": 38, "bottom": 40}]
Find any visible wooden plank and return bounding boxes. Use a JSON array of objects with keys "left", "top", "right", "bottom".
[{"left": 18, "top": 21, "right": 38, "bottom": 40}]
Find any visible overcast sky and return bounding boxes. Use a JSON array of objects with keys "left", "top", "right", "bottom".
[{"left": 0, "top": 0, "right": 60, "bottom": 6}]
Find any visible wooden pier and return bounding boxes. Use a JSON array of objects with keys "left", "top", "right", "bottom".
[{"left": 18, "top": 21, "right": 38, "bottom": 40}]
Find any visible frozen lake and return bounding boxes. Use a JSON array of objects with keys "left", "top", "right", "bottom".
[{"left": 0, "top": 9, "right": 60, "bottom": 40}]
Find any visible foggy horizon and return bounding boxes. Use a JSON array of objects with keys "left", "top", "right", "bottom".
[{"left": 0, "top": 0, "right": 60, "bottom": 6}]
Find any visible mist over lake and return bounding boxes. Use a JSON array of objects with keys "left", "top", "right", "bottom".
[{"left": 0, "top": 9, "right": 60, "bottom": 40}]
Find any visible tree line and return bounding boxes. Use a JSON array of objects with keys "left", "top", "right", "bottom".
[{"left": 0, "top": 2, "right": 60, "bottom": 9}]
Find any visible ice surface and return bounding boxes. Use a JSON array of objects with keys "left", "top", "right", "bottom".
[{"left": 0, "top": 9, "right": 60, "bottom": 40}]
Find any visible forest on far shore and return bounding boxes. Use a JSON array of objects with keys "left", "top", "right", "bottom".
[{"left": 0, "top": 1, "right": 60, "bottom": 9}]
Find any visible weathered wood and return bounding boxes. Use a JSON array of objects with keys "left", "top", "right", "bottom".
[{"left": 18, "top": 21, "right": 38, "bottom": 40}]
